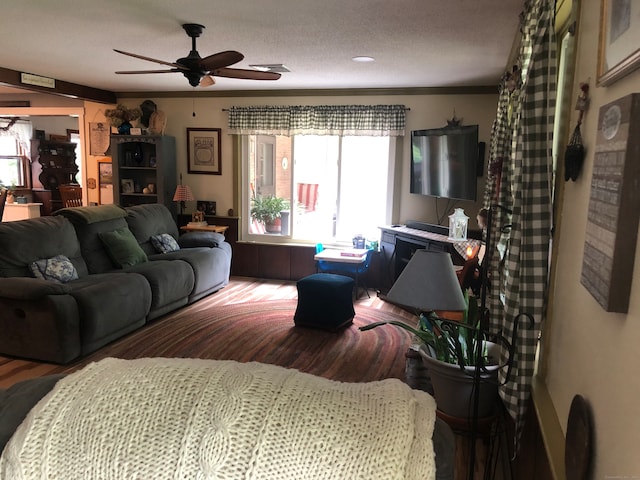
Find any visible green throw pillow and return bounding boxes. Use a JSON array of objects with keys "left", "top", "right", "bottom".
[{"left": 99, "top": 227, "right": 148, "bottom": 268}]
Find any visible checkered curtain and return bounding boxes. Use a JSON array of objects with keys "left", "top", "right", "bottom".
[
  {"left": 227, "top": 105, "right": 406, "bottom": 136},
  {"left": 483, "top": 0, "right": 556, "bottom": 446}
]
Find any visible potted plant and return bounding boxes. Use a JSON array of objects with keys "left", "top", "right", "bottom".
[
  {"left": 104, "top": 104, "right": 142, "bottom": 134},
  {"left": 360, "top": 292, "right": 504, "bottom": 418},
  {"left": 250, "top": 195, "right": 290, "bottom": 233}
]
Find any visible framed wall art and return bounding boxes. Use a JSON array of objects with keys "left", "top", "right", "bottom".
[
  {"left": 187, "top": 127, "right": 222, "bottom": 175},
  {"left": 197, "top": 200, "right": 217, "bottom": 216},
  {"left": 597, "top": 0, "right": 640, "bottom": 86},
  {"left": 98, "top": 159, "right": 113, "bottom": 204}
]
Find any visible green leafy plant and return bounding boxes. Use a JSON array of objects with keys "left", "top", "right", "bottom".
[
  {"left": 250, "top": 195, "right": 290, "bottom": 224},
  {"left": 360, "top": 291, "right": 497, "bottom": 369}
]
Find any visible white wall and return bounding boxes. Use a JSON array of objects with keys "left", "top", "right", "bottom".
[
  {"left": 115, "top": 92, "right": 497, "bottom": 225},
  {"left": 545, "top": 0, "right": 640, "bottom": 477}
]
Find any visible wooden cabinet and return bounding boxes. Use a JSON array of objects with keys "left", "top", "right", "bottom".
[
  {"left": 379, "top": 223, "right": 466, "bottom": 289},
  {"left": 31, "top": 139, "right": 79, "bottom": 214},
  {"left": 111, "top": 135, "right": 176, "bottom": 217}
]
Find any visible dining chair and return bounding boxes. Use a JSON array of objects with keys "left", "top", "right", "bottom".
[{"left": 59, "top": 184, "right": 83, "bottom": 208}]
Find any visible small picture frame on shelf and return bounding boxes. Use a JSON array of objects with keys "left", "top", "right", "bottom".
[
  {"left": 197, "top": 200, "right": 216, "bottom": 216},
  {"left": 121, "top": 179, "right": 134, "bottom": 194},
  {"left": 130, "top": 127, "right": 142, "bottom": 135}
]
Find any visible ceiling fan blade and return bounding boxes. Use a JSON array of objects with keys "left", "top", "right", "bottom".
[
  {"left": 116, "top": 69, "right": 182, "bottom": 74},
  {"left": 213, "top": 67, "right": 281, "bottom": 80},
  {"left": 199, "top": 50, "right": 244, "bottom": 72},
  {"left": 199, "top": 75, "right": 215, "bottom": 87},
  {"left": 114, "top": 49, "right": 189, "bottom": 71}
]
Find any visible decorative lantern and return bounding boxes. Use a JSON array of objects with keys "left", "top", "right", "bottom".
[{"left": 448, "top": 208, "right": 469, "bottom": 240}]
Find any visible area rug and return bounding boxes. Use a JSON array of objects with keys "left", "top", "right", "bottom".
[{"left": 66, "top": 300, "right": 417, "bottom": 383}]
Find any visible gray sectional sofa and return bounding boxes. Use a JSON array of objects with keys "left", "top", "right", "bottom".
[{"left": 0, "top": 203, "right": 231, "bottom": 364}]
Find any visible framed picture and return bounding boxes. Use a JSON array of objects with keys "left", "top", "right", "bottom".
[
  {"left": 49, "top": 134, "right": 67, "bottom": 142},
  {"left": 197, "top": 200, "right": 217, "bottom": 216},
  {"left": 598, "top": 0, "right": 640, "bottom": 86},
  {"left": 121, "top": 178, "right": 134, "bottom": 194},
  {"left": 98, "top": 159, "right": 113, "bottom": 204},
  {"left": 187, "top": 127, "right": 222, "bottom": 175},
  {"left": 98, "top": 160, "right": 112, "bottom": 185}
]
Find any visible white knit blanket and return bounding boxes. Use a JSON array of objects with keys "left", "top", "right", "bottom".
[{"left": 0, "top": 358, "right": 436, "bottom": 480}]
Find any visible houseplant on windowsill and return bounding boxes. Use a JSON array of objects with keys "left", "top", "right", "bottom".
[
  {"left": 250, "top": 195, "right": 290, "bottom": 233},
  {"left": 360, "top": 291, "right": 503, "bottom": 418}
]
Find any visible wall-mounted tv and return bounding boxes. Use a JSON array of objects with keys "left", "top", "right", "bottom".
[{"left": 410, "top": 125, "right": 479, "bottom": 201}]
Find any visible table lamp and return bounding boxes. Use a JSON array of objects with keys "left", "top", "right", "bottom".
[
  {"left": 173, "top": 174, "right": 194, "bottom": 216},
  {"left": 385, "top": 249, "right": 467, "bottom": 314}
]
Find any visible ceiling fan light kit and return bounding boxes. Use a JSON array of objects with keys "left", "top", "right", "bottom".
[{"left": 114, "top": 23, "right": 281, "bottom": 87}]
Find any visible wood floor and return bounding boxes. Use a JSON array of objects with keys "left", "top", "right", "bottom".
[{"left": 0, "top": 276, "right": 510, "bottom": 479}]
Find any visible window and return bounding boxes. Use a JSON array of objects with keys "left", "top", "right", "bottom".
[
  {"left": 243, "top": 134, "right": 394, "bottom": 243},
  {"left": 0, "top": 136, "right": 27, "bottom": 187}
]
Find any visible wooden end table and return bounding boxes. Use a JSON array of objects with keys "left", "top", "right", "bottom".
[{"left": 180, "top": 224, "right": 229, "bottom": 234}]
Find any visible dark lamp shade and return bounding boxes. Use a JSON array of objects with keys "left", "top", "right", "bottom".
[{"left": 386, "top": 250, "right": 466, "bottom": 312}]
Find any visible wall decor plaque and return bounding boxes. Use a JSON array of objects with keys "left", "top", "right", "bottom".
[{"left": 580, "top": 93, "right": 640, "bottom": 312}]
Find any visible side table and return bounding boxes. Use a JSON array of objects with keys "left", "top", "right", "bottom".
[{"left": 180, "top": 224, "right": 229, "bottom": 234}]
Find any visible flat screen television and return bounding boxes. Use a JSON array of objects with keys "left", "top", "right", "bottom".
[{"left": 410, "top": 125, "right": 479, "bottom": 201}]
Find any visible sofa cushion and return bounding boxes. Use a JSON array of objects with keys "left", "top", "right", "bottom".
[
  {"left": 99, "top": 227, "right": 148, "bottom": 268},
  {"left": 0, "top": 277, "right": 71, "bottom": 300},
  {"left": 125, "top": 204, "right": 180, "bottom": 256},
  {"left": 178, "top": 231, "right": 225, "bottom": 248},
  {"left": 55, "top": 204, "right": 126, "bottom": 224},
  {"left": 125, "top": 260, "right": 194, "bottom": 318},
  {"left": 29, "top": 255, "right": 79, "bottom": 283},
  {"left": 150, "top": 233, "right": 180, "bottom": 254},
  {"left": 0, "top": 216, "right": 88, "bottom": 278},
  {"left": 0, "top": 375, "right": 65, "bottom": 454},
  {"left": 66, "top": 272, "right": 151, "bottom": 353}
]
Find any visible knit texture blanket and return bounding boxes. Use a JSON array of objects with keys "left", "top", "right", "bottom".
[{"left": 0, "top": 358, "right": 436, "bottom": 480}]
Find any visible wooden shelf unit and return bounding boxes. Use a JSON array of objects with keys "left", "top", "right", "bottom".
[{"left": 111, "top": 135, "right": 176, "bottom": 217}]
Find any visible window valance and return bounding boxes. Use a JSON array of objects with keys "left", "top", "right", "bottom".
[
  {"left": 226, "top": 104, "right": 406, "bottom": 136},
  {"left": 0, "top": 119, "right": 32, "bottom": 155}
]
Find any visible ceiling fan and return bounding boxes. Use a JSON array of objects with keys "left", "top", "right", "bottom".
[{"left": 114, "top": 23, "right": 281, "bottom": 87}]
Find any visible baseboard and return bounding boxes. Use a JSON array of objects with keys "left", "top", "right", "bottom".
[{"left": 531, "top": 376, "right": 567, "bottom": 480}]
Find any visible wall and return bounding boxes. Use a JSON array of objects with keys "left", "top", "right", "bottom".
[
  {"left": 1, "top": 89, "right": 497, "bottom": 224},
  {"left": 545, "top": 0, "right": 640, "bottom": 478},
  {"left": 113, "top": 92, "right": 497, "bottom": 231}
]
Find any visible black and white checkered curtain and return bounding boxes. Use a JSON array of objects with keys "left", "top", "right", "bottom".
[
  {"left": 227, "top": 105, "right": 406, "bottom": 136},
  {"left": 484, "top": 0, "right": 556, "bottom": 446}
]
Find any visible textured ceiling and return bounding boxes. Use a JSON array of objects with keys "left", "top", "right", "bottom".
[{"left": 0, "top": 0, "right": 523, "bottom": 93}]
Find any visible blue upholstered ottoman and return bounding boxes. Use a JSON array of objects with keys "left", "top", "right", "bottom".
[{"left": 294, "top": 273, "right": 355, "bottom": 331}]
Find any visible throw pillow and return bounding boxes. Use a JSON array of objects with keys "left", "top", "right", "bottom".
[
  {"left": 29, "top": 255, "right": 79, "bottom": 283},
  {"left": 99, "top": 227, "right": 148, "bottom": 268},
  {"left": 150, "top": 233, "right": 180, "bottom": 254}
]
